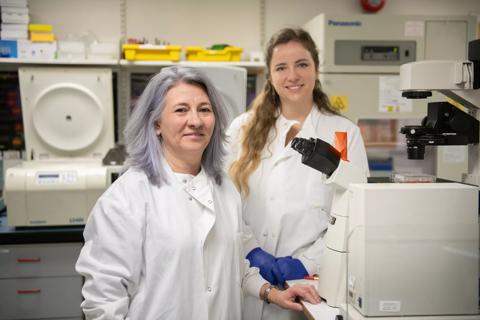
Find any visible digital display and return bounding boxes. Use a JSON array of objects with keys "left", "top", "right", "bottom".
[
  {"left": 361, "top": 46, "right": 400, "bottom": 61},
  {"left": 36, "top": 171, "right": 78, "bottom": 184},
  {"left": 38, "top": 173, "right": 60, "bottom": 179}
]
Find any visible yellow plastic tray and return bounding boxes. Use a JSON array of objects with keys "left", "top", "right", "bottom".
[
  {"left": 28, "top": 24, "right": 53, "bottom": 32},
  {"left": 122, "top": 44, "right": 182, "bottom": 61},
  {"left": 185, "top": 46, "right": 243, "bottom": 62}
]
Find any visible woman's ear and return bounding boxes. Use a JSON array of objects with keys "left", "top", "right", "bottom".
[{"left": 154, "top": 121, "right": 161, "bottom": 136}]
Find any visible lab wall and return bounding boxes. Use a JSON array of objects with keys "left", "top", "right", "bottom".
[
  {"left": 28, "top": 0, "right": 480, "bottom": 56},
  {"left": 28, "top": 0, "right": 121, "bottom": 41}
]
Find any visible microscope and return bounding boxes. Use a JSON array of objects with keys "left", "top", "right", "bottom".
[
  {"left": 291, "top": 39, "right": 480, "bottom": 320},
  {"left": 399, "top": 39, "right": 480, "bottom": 186}
]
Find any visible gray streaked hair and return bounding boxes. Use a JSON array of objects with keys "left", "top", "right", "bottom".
[{"left": 123, "top": 66, "right": 228, "bottom": 185}]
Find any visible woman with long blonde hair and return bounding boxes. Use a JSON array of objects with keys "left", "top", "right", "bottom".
[{"left": 228, "top": 28, "right": 369, "bottom": 320}]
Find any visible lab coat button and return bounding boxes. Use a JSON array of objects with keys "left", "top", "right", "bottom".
[
  {"left": 182, "top": 179, "right": 187, "bottom": 184},
  {"left": 207, "top": 287, "right": 212, "bottom": 292},
  {"left": 188, "top": 197, "right": 193, "bottom": 201},
  {"left": 191, "top": 186, "right": 196, "bottom": 191},
  {"left": 207, "top": 200, "right": 213, "bottom": 204},
  {"left": 263, "top": 232, "right": 268, "bottom": 237}
]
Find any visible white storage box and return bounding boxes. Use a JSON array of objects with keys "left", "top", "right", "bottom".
[
  {"left": 57, "top": 41, "right": 85, "bottom": 60},
  {"left": 1, "top": 12, "right": 29, "bottom": 24},
  {"left": 17, "top": 40, "right": 56, "bottom": 59},
  {"left": 87, "top": 41, "right": 119, "bottom": 60}
]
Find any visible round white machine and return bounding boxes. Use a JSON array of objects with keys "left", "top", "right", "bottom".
[{"left": 18, "top": 67, "right": 114, "bottom": 159}]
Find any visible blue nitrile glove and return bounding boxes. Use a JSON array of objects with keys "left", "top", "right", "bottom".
[
  {"left": 276, "top": 256, "right": 309, "bottom": 282},
  {"left": 246, "top": 247, "right": 285, "bottom": 286}
]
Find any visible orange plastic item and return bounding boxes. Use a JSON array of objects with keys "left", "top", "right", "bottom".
[
  {"left": 334, "top": 131, "right": 348, "bottom": 161},
  {"left": 30, "top": 32, "right": 55, "bottom": 42}
]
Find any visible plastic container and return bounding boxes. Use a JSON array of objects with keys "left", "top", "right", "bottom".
[
  {"left": 17, "top": 40, "right": 56, "bottom": 59},
  {"left": 28, "top": 24, "right": 53, "bottom": 33},
  {"left": 57, "top": 41, "right": 86, "bottom": 60},
  {"left": 30, "top": 32, "right": 55, "bottom": 42},
  {"left": 0, "top": 40, "right": 18, "bottom": 58},
  {"left": 88, "top": 42, "right": 119, "bottom": 60},
  {"left": 185, "top": 46, "right": 243, "bottom": 62},
  {"left": 122, "top": 44, "right": 181, "bottom": 61}
]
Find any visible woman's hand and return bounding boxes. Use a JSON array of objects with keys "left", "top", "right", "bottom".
[{"left": 268, "top": 284, "right": 321, "bottom": 311}]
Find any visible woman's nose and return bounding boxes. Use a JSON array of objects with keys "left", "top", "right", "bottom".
[
  {"left": 286, "top": 67, "right": 299, "bottom": 80},
  {"left": 187, "top": 111, "right": 202, "bottom": 127}
]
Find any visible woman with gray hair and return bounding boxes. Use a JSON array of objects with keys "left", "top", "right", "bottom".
[{"left": 76, "top": 66, "right": 320, "bottom": 320}]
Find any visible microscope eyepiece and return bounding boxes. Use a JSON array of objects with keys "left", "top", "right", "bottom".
[
  {"left": 291, "top": 137, "right": 340, "bottom": 176},
  {"left": 291, "top": 137, "right": 315, "bottom": 157}
]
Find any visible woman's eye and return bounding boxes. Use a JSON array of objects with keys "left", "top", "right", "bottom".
[
  {"left": 174, "top": 107, "right": 187, "bottom": 113},
  {"left": 199, "top": 106, "right": 212, "bottom": 113},
  {"left": 298, "top": 62, "right": 309, "bottom": 68},
  {"left": 275, "top": 66, "right": 286, "bottom": 72}
]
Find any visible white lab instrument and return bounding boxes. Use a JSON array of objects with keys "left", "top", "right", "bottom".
[
  {"left": 18, "top": 67, "right": 115, "bottom": 160},
  {"left": 344, "top": 183, "right": 478, "bottom": 317},
  {"left": 303, "top": 13, "right": 477, "bottom": 180},
  {"left": 294, "top": 150, "right": 479, "bottom": 319},
  {"left": 6, "top": 159, "right": 120, "bottom": 226},
  {"left": 303, "top": 13, "right": 476, "bottom": 122},
  {"left": 341, "top": 45, "right": 480, "bottom": 319},
  {"left": 399, "top": 57, "right": 479, "bottom": 185},
  {"left": 5, "top": 67, "right": 117, "bottom": 227},
  {"left": 316, "top": 161, "right": 367, "bottom": 307}
]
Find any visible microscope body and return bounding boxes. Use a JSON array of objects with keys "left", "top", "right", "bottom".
[{"left": 291, "top": 137, "right": 367, "bottom": 307}]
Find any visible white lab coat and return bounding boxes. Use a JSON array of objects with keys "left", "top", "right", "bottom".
[
  {"left": 75, "top": 161, "right": 264, "bottom": 320},
  {"left": 227, "top": 106, "right": 369, "bottom": 320}
]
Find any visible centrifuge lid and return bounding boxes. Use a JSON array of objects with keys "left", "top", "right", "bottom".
[{"left": 32, "top": 83, "right": 104, "bottom": 152}]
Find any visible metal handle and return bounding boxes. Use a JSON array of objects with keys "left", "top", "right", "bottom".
[
  {"left": 17, "top": 257, "right": 41, "bottom": 263},
  {"left": 17, "top": 289, "right": 41, "bottom": 294}
]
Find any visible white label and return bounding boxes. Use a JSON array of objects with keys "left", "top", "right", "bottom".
[
  {"left": 405, "top": 21, "right": 425, "bottom": 37},
  {"left": 379, "top": 76, "right": 412, "bottom": 113},
  {"left": 379, "top": 300, "right": 401, "bottom": 312},
  {"left": 442, "top": 145, "right": 466, "bottom": 163}
]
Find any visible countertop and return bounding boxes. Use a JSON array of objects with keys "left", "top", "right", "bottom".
[
  {"left": 0, "top": 216, "right": 84, "bottom": 245},
  {"left": 286, "top": 279, "right": 339, "bottom": 320}
]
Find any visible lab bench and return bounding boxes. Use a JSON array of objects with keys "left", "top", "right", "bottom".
[{"left": 0, "top": 217, "right": 84, "bottom": 320}]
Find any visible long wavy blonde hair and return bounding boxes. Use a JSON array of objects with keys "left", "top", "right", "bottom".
[{"left": 229, "top": 28, "right": 338, "bottom": 196}]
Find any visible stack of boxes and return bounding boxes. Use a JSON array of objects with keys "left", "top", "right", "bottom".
[
  {"left": 0, "top": 0, "right": 28, "bottom": 57},
  {"left": 0, "top": 0, "right": 29, "bottom": 41},
  {"left": 29, "top": 24, "right": 54, "bottom": 42}
]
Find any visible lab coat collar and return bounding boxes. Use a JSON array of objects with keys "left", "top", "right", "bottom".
[
  {"left": 181, "top": 169, "right": 215, "bottom": 212},
  {"left": 273, "top": 104, "right": 318, "bottom": 163},
  {"left": 297, "top": 104, "right": 321, "bottom": 139},
  {"left": 162, "top": 158, "right": 215, "bottom": 212}
]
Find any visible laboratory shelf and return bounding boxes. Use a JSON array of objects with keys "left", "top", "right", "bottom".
[
  {"left": 0, "top": 58, "right": 119, "bottom": 65},
  {"left": 0, "top": 217, "right": 84, "bottom": 245},
  {"left": 119, "top": 59, "right": 175, "bottom": 67},
  {"left": 119, "top": 59, "right": 265, "bottom": 72},
  {"left": 0, "top": 58, "right": 265, "bottom": 73},
  {"left": 181, "top": 60, "right": 265, "bottom": 70}
]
